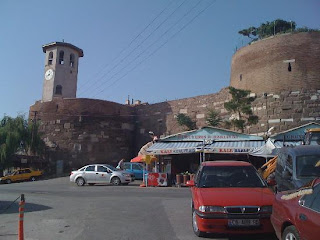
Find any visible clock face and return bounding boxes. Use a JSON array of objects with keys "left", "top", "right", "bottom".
[{"left": 45, "top": 69, "right": 54, "bottom": 80}]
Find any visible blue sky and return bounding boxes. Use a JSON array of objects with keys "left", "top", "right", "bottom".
[{"left": 1, "top": 0, "right": 319, "bottom": 117}]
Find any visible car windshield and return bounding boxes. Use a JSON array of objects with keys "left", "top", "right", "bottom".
[
  {"left": 199, "top": 166, "right": 266, "bottom": 188},
  {"left": 297, "top": 155, "right": 320, "bottom": 177},
  {"left": 103, "top": 164, "right": 118, "bottom": 171}
]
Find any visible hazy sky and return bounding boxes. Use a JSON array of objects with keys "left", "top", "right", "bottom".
[{"left": 1, "top": 0, "right": 319, "bottom": 117}]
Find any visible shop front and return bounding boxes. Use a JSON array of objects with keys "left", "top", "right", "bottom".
[{"left": 146, "top": 127, "right": 265, "bottom": 185}]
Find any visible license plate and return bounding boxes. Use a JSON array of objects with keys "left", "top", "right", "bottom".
[{"left": 228, "top": 219, "right": 260, "bottom": 227}]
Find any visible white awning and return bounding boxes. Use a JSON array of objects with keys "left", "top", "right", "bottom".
[{"left": 147, "top": 141, "right": 202, "bottom": 155}]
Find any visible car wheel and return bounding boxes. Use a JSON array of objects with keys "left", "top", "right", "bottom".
[
  {"left": 111, "top": 177, "right": 121, "bottom": 186},
  {"left": 30, "top": 176, "right": 37, "bottom": 181},
  {"left": 76, "top": 177, "right": 85, "bottom": 186},
  {"left": 282, "top": 225, "right": 300, "bottom": 240},
  {"left": 5, "top": 179, "right": 12, "bottom": 184},
  {"left": 192, "top": 209, "right": 206, "bottom": 237}
]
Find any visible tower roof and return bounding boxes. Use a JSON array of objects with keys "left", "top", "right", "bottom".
[{"left": 42, "top": 42, "right": 84, "bottom": 57}]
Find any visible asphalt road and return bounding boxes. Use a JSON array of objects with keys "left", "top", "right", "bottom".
[{"left": 0, "top": 177, "right": 277, "bottom": 240}]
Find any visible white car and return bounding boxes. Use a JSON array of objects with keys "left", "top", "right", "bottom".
[{"left": 70, "top": 164, "right": 135, "bottom": 186}]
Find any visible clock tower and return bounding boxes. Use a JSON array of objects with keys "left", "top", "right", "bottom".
[{"left": 42, "top": 42, "right": 84, "bottom": 102}]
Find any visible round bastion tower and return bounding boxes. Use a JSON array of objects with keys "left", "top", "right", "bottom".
[
  {"left": 230, "top": 32, "right": 320, "bottom": 94},
  {"left": 42, "top": 42, "right": 84, "bottom": 102}
]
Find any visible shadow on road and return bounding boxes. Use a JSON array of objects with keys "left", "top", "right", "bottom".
[
  {"left": 0, "top": 201, "right": 52, "bottom": 214},
  {"left": 202, "top": 233, "right": 277, "bottom": 240}
]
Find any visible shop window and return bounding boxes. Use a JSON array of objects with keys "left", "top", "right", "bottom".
[
  {"left": 48, "top": 51, "right": 53, "bottom": 65},
  {"left": 59, "top": 51, "right": 64, "bottom": 64},
  {"left": 55, "top": 85, "right": 62, "bottom": 95},
  {"left": 70, "top": 54, "right": 75, "bottom": 67}
]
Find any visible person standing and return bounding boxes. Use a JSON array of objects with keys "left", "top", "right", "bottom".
[{"left": 116, "top": 159, "right": 125, "bottom": 170}]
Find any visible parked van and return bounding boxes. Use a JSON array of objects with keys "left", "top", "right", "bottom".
[
  {"left": 123, "top": 162, "right": 147, "bottom": 180},
  {"left": 275, "top": 145, "right": 320, "bottom": 191}
]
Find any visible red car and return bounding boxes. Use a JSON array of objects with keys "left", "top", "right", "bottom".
[
  {"left": 271, "top": 178, "right": 320, "bottom": 240},
  {"left": 187, "top": 161, "right": 275, "bottom": 237}
]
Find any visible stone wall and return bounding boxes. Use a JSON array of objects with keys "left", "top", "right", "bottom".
[
  {"left": 29, "top": 98, "right": 136, "bottom": 171},
  {"left": 230, "top": 32, "right": 320, "bottom": 94},
  {"left": 135, "top": 88, "right": 320, "bottom": 139}
]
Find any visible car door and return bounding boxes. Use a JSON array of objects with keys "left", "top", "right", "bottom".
[
  {"left": 83, "top": 165, "right": 97, "bottom": 183},
  {"left": 297, "top": 184, "right": 320, "bottom": 240},
  {"left": 96, "top": 165, "right": 112, "bottom": 183},
  {"left": 131, "top": 164, "right": 143, "bottom": 179}
]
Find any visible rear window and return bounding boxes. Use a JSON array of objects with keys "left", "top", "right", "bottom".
[{"left": 199, "top": 166, "right": 266, "bottom": 188}]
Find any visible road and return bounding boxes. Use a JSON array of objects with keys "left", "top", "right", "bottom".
[{"left": 0, "top": 177, "right": 277, "bottom": 240}]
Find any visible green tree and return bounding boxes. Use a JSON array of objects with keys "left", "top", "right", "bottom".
[
  {"left": 239, "top": 19, "right": 297, "bottom": 41},
  {"left": 224, "top": 87, "right": 259, "bottom": 133},
  {"left": 176, "top": 113, "right": 196, "bottom": 131},
  {"left": 0, "top": 115, "right": 45, "bottom": 169},
  {"left": 206, "top": 109, "right": 222, "bottom": 127}
]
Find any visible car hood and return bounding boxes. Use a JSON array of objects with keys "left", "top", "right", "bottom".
[{"left": 194, "top": 187, "right": 274, "bottom": 206}]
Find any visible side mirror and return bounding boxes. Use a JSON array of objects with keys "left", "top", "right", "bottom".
[
  {"left": 267, "top": 179, "right": 276, "bottom": 186},
  {"left": 186, "top": 180, "right": 195, "bottom": 187}
]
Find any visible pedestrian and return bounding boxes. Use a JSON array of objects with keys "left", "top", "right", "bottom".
[{"left": 116, "top": 159, "right": 125, "bottom": 170}]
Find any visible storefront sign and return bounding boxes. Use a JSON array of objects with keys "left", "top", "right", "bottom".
[
  {"left": 155, "top": 148, "right": 196, "bottom": 155},
  {"left": 210, "top": 148, "right": 251, "bottom": 153}
]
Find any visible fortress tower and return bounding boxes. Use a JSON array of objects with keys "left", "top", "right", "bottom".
[
  {"left": 230, "top": 32, "right": 320, "bottom": 94},
  {"left": 42, "top": 42, "right": 84, "bottom": 102}
]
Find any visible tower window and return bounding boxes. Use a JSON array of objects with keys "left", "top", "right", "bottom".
[
  {"left": 48, "top": 52, "right": 53, "bottom": 65},
  {"left": 70, "top": 54, "right": 75, "bottom": 67},
  {"left": 288, "top": 63, "right": 292, "bottom": 72},
  {"left": 240, "top": 74, "right": 242, "bottom": 81},
  {"left": 59, "top": 51, "right": 64, "bottom": 64},
  {"left": 55, "top": 85, "right": 62, "bottom": 95}
]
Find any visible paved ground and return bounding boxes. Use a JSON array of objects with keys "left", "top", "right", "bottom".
[{"left": 0, "top": 177, "right": 277, "bottom": 240}]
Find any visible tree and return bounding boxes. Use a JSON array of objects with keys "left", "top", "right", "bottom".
[
  {"left": 0, "top": 115, "right": 45, "bottom": 169},
  {"left": 206, "top": 109, "right": 222, "bottom": 127},
  {"left": 224, "top": 87, "right": 259, "bottom": 133},
  {"left": 239, "top": 19, "right": 297, "bottom": 41},
  {"left": 176, "top": 113, "right": 196, "bottom": 131}
]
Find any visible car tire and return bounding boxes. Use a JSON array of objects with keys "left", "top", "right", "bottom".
[
  {"left": 282, "top": 225, "right": 300, "bottom": 240},
  {"left": 192, "top": 209, "right": 206, "bottom": 237},
  {"left": 111, "top": 177, "right": 121, "bottom": 186},
  {"left": 76, "top": 177, "right": 85, "bottom": 186},
  {"left": 5, "top": 179, "right": 12, "bottom": 184},
  {"left": 30, "top": 176, "right": 37, "bottom": 181}
]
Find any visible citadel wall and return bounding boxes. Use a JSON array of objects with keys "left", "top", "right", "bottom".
[
  {"left": 29, "top": 98, "right": 136, "bottom": 171},
  {"left": 30, "top": 32, "right": 320, "bottom": 170},
  {"left": 230, "top": 32, "right": 320, "bottom": 94}
]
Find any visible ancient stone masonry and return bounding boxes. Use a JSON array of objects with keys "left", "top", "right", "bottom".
[
  {"left": 30, "top": 32, "right": 320, "bottom": 170},
  {"left": 230, "top": 32, "right": 320, "bottom": 94},
  {"left": 30, "top": 98, "right": 136, "bottom": 170}
]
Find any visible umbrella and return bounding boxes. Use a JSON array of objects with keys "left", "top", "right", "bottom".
[{"left": 130, "top": 155, "right": 157, "bottom": 164}]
